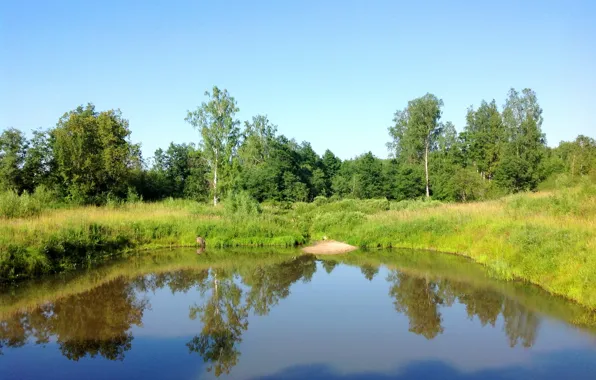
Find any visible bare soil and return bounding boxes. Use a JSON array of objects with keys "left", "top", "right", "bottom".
[{"left": 302, "top": 240, "right": 357, "bottom": 255}]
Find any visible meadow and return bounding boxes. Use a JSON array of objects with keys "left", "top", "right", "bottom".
[{"left": 1, "top": 182, "right": 595, "bottom": 309}]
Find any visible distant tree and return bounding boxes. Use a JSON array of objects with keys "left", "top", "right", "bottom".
[
  {"left": 0, "top": 128, "right": 28, "bottom": 192},
  {"left": 149, "top": 142, "right": 210, "bottom": 201},
  {"left": 331, "top": 160, "right": 356, "bottom": 198},
  {"left": 389, "top": 93, "right": 444, "bottom": 198},
  {"left": 22, "top": 129, "right": 56, "bottom": 193},
  {"left": 51, "top": 104, "right": 140, "bottom": 203},
  {"left": 392, "top": 164, "right": 425, "bottom": 201},
  {"left": 321, "top": 149, "right": 342, "bottom": 196},
  {"left": 462, "top": 100, "right": 505, "bottom": 180},
  {"left": 238, "top": 115, "right": 277, "bottom": 168},
  {"left": 186, "top": 86, "right": 240, "bottom": 205},
  {"left": 495, "top": 88, "right": 546, "bottom": 192},
  {"left": 429, "top": 122, "right": 469, "bottom": 201},
  {"left": 352, "top": 152, "right": 384, "bottom": 199},
  {"left": 557, "top": 135, "right": 596, "bottom": 177}
]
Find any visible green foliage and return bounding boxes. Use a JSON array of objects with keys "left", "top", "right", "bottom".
[
  {"left": 0, "top": 186, "right": 59, "bottom": 219},
  {"left": 462, "top": 100, "right": 505, "bottom": 180},
  {"left": 225, "top": 192, "right": 262, "bottom": 215},
  {"left": 0, "top": 128, "right": 28, "bottom": 192},
  {"left": 1, "top": 186, "right": 596, "bottom": 312},
  {"left": 388, "top": 93, "right": 444, "bottom": 197},
  {"left": 185, "top": 86, "right": 241, "bottom": 205},
  {"left": 389, "top": 199, "right": 443, "bottom": 211},
  {"left": 51, "top": 103, "right": 141, "bottom": 204},
  {"left": 2, "top": 86, "right": 592, "bottom": 209}
]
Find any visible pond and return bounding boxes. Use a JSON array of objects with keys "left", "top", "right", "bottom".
[{"left": 1, "top": 249, "right": 595, "bottom": 379}]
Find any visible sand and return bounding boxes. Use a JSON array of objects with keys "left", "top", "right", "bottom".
[{"left": 301, "top": 240, "right": 357, "bottom": 255}]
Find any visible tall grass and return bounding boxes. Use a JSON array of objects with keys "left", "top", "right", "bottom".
[
  {"left": 0, "top": 198, "right": 305, "bottom": 281},
  {"left": 322, "top": 185, "right": 596, "bottom": 309},
  {"left": 0, "top": 186, "right": 58, "bottom": 218},
  {"left": 1, "top": 184, "right": 595, "bottom": 310}
]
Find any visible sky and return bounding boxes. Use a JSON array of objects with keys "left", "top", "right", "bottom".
[{"left": 1, "top": 0, "right": 595, "bottom": 160}]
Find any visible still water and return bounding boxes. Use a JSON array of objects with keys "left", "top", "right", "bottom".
[{"left": 1, "top": 249, "right": 595, "bottom": 379}]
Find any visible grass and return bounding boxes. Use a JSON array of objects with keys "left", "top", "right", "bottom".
[{"left": 1, "top": 183, "right": 595, "bottom": 310}]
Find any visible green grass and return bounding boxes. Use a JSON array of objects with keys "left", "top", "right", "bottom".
[{"left": 1, "top": 184, "right": 595, "bottom": 310}]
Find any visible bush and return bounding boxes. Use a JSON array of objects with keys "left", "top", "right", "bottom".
[
  {"left": 0, "top": 190, "right": 43, "bottom": 218},
  {"left": 126, "top": 187, "right": 143, "bottom": 204},
  {"left": 225, "top": 191, "right": 262, "bottom": 215}
]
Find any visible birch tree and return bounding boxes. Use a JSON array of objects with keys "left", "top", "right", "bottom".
[
  {"left": 388, "top": 93, "right": 443, "bottom": 198},
  {"left": 185, "top": 86, "right": 240, "bottom": 205}
]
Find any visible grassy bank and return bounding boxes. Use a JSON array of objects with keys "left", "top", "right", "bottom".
[{"left": 1, "top": 184, "right": 595, "bottom": 309}]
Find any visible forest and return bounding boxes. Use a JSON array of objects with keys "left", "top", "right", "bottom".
[{"left": 1, "top": 86, "right": 595, "bottom": 213}]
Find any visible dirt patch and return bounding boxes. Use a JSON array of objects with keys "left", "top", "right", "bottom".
[{"left": 302, "top": 240, "right": 357, "bottom": 255}]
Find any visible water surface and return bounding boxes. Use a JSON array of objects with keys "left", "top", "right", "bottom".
[{"left": 1, "top": 249, "right": 595, "bottom": 379}]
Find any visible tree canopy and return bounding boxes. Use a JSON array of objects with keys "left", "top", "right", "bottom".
[{"left": 1, "top": 86, "right": 591, "bottom": 206}]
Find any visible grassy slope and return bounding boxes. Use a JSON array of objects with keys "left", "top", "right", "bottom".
[{"left": 1, "top": 185, "right": 595, "bottom": 309}]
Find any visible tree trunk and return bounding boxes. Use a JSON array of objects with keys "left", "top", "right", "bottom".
[
  {"left": 213, "top": 150, "right": 218, "bottom": 206},
  {"left": 425, "top": 140, "right": 430, "bottom": 198}
]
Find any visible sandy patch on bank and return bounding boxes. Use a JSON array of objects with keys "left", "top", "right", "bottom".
[{"left": 302, "top": 240, "right": 357, "bottom": 255}]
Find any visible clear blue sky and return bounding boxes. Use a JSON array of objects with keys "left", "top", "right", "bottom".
[{"left": 1, "top": 0, "right": 595, "bottom": 160}]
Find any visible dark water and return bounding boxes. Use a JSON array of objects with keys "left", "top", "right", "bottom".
[{"left": 1, "top": 249, "right": 595, "bottom": 379}]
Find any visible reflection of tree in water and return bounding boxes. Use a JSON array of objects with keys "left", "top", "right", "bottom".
[
  {"left": 132, "top": 269, "right": 210, "bottom": 294},
  {"left": 244, "top": 255, "right": 317, "bottom": 315},
  {"left": 321, "top": 260, "right": 338, "bottom": 274},
  {"left": 1, "top": 255, "right": 542, "bottom": 370},
  {"left": 360, "top": 264, "right": 380, "bottom": 281},
  {"left": 0, "top": 277, "right": 148, "bottom": 360},
  {"left": 186, "top": 255, "right": 318, "bottom": 376},
  {"left": 388, "top": 272, "right": 444, "bottom": 339},
  {"left": 503, "top": 299, "right": 539, "bottom": 348},
  {"left": 387, "top": 270, "right": 540, "bottom": 347},
  {"left": 187, "top": 268, "right": 248, "bottom": 377}
]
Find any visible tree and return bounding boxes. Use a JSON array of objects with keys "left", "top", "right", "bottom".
[
  {"left": 321, "top": 149, "right": 341, "bottom": 196},
  {"left": 496, "top": 88, "right": 546, "bottom": 192},
  {"left": 462, "top": 100, "right": 505, "bottom": 180},
  {"left": 185, "top": 86, "right": 240, "bottom": 205},
  {"left": 557, "top": 135, "right": 596, "bottom": 177},
  {"left": 150, "top": 143, "right": 209, "bottom": 200},
  {"left": 352, "top": 152, "right": 384, "bottom": 199},
  {"left": 331, "top": 160, "right": 356, "bottom": 198},
  {"left": 388, "top": 94, "right": 444, "bottom": 198},
  {"left": 51, "top": 104, "right": 140, "bottom": 203},
  {"left": 0, "top": 128, "right": 28, "bottom": 192},
  {"left": 22, "top": 129, "right": 56, "bottom": 193},
  {"left": 237, "top": 115, "right": 277, "bottom": 168}
]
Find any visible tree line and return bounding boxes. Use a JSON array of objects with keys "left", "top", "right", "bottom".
[{"left": 1, "top": 86, "right": 595, "bottom": 205}]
